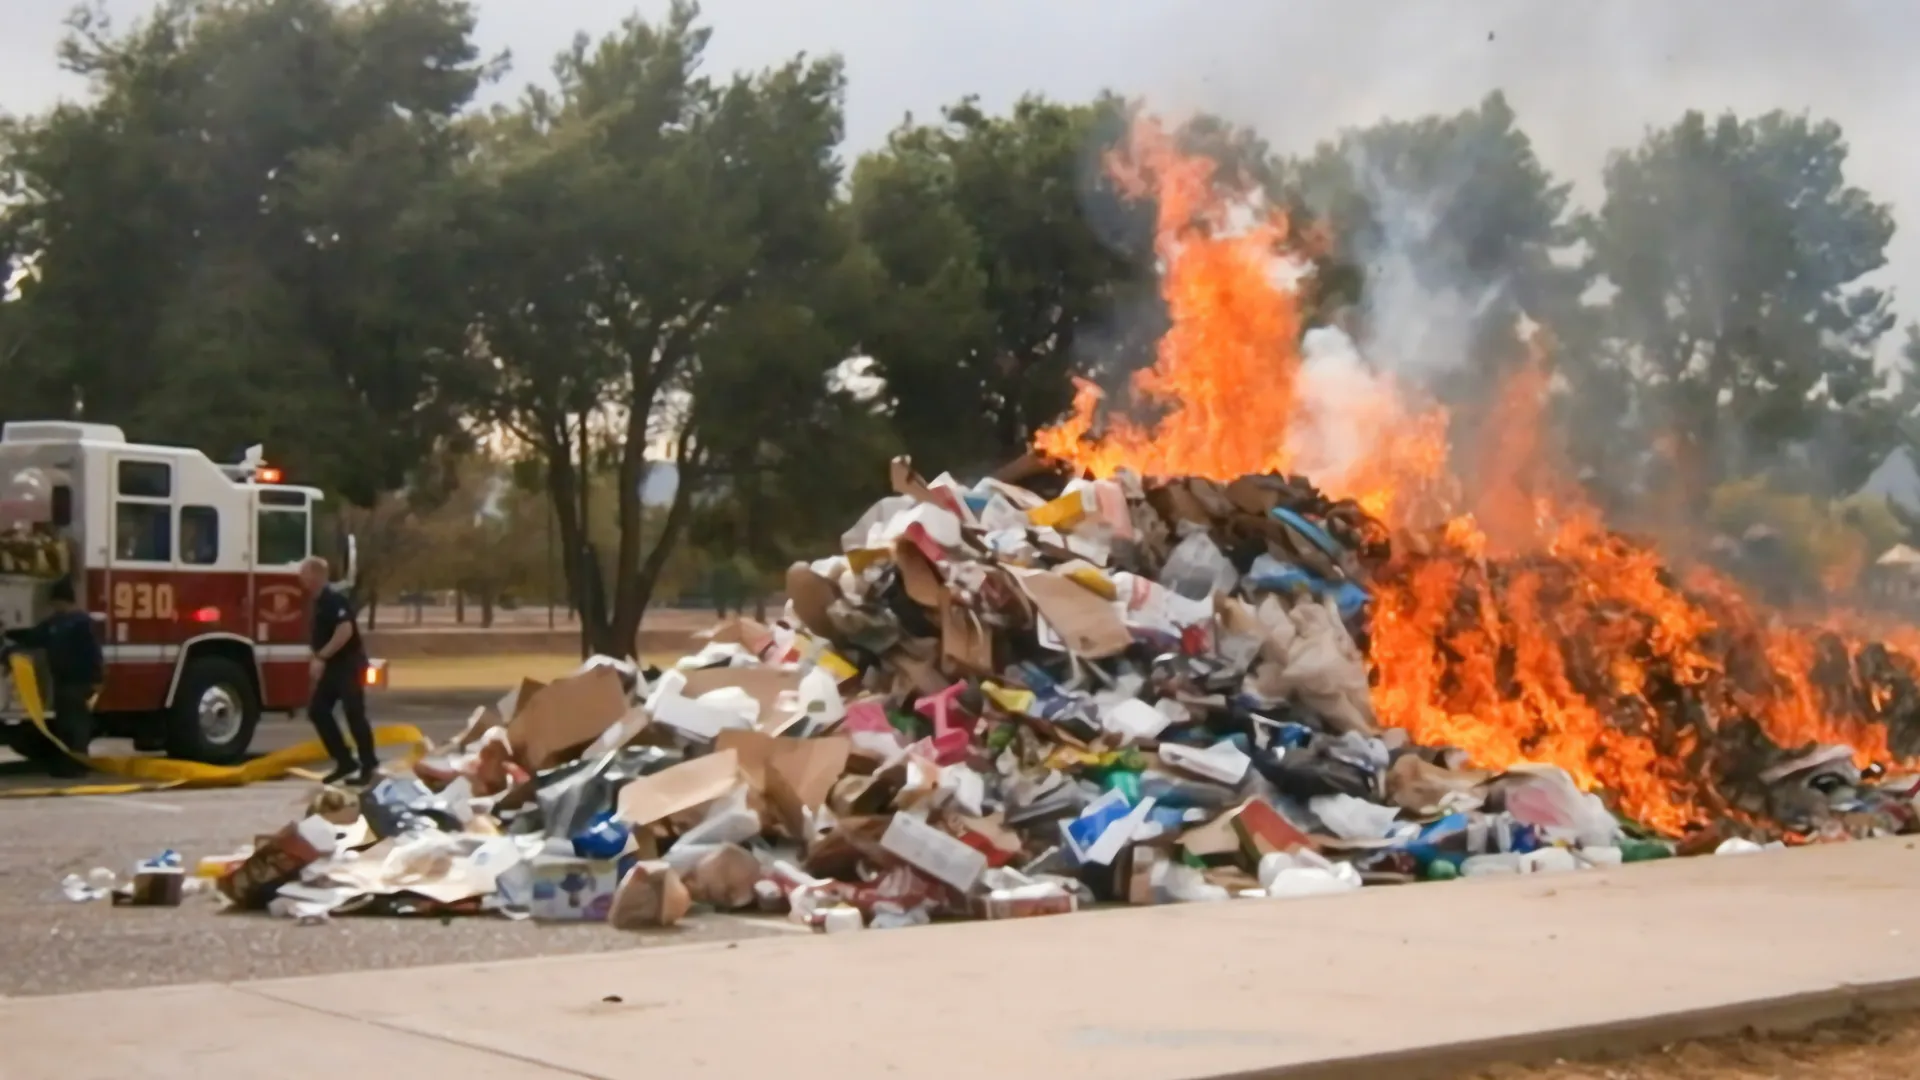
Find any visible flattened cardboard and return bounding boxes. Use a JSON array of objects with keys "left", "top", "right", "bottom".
[
  {"left": 1018, "top": 572, "right": 1132, "bottom": 658},
  {"left": 615, "top": 749, "right": 742, "bottom": 827},
  {"left": 506, "top": 665, "right": 630, "bottom": 771},
  {"left": 785, "top": 563, "right": 840, "bottom": 639},
  {"left": 939, "top": 592, "right": 995, "bottom": 676},
  {"left": 893, "top": 540, "right": 946, "bottom": 607},
  {"left": 714, "top": 730, "right": 851, "bottom": 811}
]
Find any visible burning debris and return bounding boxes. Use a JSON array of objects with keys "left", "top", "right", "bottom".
[
  {"left": 84, "top": 111, "right": 1920, "bottom": 931},
  {"left": 87, "top": 452, "right": 1920, "bottom": 931}
]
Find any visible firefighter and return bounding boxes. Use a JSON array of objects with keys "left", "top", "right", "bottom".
[
  {"left": 4, "top": 577, "right": 103, "bottom": 778},
  {"left": 298, "top": 556, "right": 378, "bottom": 785}
]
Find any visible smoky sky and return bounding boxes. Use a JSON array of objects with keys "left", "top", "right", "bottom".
[{"left": 4, "top": 0, "right": 1916, "bottom": 343}]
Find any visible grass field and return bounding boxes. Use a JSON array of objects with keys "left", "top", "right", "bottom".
[{"left": 385, "top": 652, "right": 601, "bottom": 692}]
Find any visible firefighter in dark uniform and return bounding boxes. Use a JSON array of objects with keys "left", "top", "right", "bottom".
[
  {"left": 298, "top": 556, "right": 378, "bottom": 785},
  {"left": 5, "top": 577, "right": 103, "bottom": 778}
]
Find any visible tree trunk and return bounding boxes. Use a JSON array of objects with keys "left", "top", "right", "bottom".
[
  {"left": 366, "top": 591, "right": 379, "bottom": 632},
  {"left": 545, "top": 422, "right": 608, "bottom": 659},
  {"left": 480, "top": 591, "right": 495, "bottom": 629},
  {"left": 611, "top": 448, "right": 699, "bottom": 662},
  {"left": 454, "top": 590, "right": 465, "bottom": 624}
]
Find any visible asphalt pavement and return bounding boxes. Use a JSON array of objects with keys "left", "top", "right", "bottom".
[{"left": 0, "top": 700, "right": 785, "bottom": 998}]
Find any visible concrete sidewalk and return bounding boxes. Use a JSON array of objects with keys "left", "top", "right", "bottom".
[{"left": 9, "top": 839, "right": 1920, "bottom": 1080}]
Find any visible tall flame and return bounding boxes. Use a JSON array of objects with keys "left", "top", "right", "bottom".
[
  {"left": 1033, "top": 117, "right": 1303, "bottom": 479},
  {"left": 1037, "top": 114, "right": 1918, "bottom": 835}
]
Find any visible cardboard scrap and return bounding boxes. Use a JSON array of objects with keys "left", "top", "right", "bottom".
[
  {"left": 785, "top": 563, "right": 841, "bottom": 640},
  {"left": 687, "top": 845, "right": 762, "bottom": 910},
  {"left": 715, "top": 729, "right": 852, "bottom": 838},
  {"left": 939, "top": 591, "right": 995, "bottom": 676},
  {"left": 507, "top": 665, "right": 629, "bottom": 771},
  {"left": 894, "top": 540, "right": 947, "bottom": 608},
  {"left": 615, "top": 749, "right": 743, "bottom": 827},
  {"left": 1017, "top": 571, "right": 1132, "bottom": 658},
  {"left": 610, "top": 861, "right": 691, "bottom": 929}
]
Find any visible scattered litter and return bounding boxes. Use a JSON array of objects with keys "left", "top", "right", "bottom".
[{"left": 92, "top": 456, "right": 1920, "bottom": 934}]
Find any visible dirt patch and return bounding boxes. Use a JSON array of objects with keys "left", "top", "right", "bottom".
[{"left": 1462, "top": 1008, "right": 1920, "bottom": 1080}]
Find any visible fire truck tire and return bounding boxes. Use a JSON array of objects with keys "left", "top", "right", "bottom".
[{"left": 165, "top": 656, "right": 262, "bottom": 765}]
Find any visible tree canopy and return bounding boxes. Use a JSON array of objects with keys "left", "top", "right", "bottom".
[{"left": 6, "top": 0, "right": 1920, "bottom": 642}]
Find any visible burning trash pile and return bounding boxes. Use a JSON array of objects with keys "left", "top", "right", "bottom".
[
  {"left": 100, "top": 450, "right": 1920, "bottom": 931},
  {"left": 89, "top": 113, "right": 1920, "bottom": 931}
]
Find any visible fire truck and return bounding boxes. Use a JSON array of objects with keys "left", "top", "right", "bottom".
[{"left": 0, "top": 421, "right": 381, "bottom": 764}]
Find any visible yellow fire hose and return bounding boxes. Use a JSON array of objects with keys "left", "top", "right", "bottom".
[{"left": 0, "top": 653, "right": 428, "bottom": 798}]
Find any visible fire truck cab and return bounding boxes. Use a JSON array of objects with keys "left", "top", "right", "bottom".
[{"left": 0, "top": 421, "right": 367, "bottom": 764}]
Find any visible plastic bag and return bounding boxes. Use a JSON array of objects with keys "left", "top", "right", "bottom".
[
  {"left": 1161, "top": 863, "right": 1230, "bottom": 903},
  {"left": 1498, "top": 765, "right": 1622, "bottom": 847},
  {"left": 1257, "top": 850, "right": 1361, "bottom": 898},
  {"left": 1273, "top": 598, "right": 1376, "bottom": 734},
  {"left": 1160, "top": 529, "right": 1239, "bottom": 600},
  {"left": 1308, "top": 793, "right": 1401, "bottom": 841}
]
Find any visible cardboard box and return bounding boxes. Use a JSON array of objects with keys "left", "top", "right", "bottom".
[
  {"left": 524, "top": 856, "right": 621, "bottom": 921},
  {"left": 112, "top": 868, "right": 184, "bottom": 908},
  {"left": 879, "top": 813, "right": 986, "bottom": 893},
  {"left": 506, "top": 665, "right": 629, "bottom": 771}
]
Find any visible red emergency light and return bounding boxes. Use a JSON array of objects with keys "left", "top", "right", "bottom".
[
  {"left": 192, "top": 606, "right": 220, "bottom": 624},
  {"left": 255, "top": 466, "right": 283, "bottom": 484}
]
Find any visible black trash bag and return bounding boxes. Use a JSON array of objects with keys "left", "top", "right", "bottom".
[
  {"left": 1251, "top": 743, "right": 1375, "bottom": 801},
  {"left": 360, "top": 777, "right": 464, "bottom": 839},
  {"left": 535, "top": 744, "right": 684, "bottom": 842}
]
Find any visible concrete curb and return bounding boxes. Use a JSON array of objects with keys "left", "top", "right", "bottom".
[{"left": 1237, "top": 976, "right": 1920, "bottom": 1080}]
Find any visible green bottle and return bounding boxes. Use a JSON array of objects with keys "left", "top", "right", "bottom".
[{"left": 1619, "top": 838, "right": 1673, "bottom": 863}]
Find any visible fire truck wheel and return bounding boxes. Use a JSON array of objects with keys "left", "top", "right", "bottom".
[{"left": 165, "top": 656, "right": 262, "bottom": 765}]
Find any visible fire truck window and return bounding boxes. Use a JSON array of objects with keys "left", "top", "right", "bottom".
[
  {"left": 257, "top": 507, "right": 308, "bottom": 565},
  {"left": 180, "top": 505, "right": 219, "bottom": 565},
  {"left": 114, "top": 502, "right": 172, "bottom": 562},
  {"left": 116, "top": 460, "right": 172, "bottom": 498}
]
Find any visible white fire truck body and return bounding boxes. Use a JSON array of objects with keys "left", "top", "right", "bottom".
[{"left": 0, "top": 420, "right": 374, "bottom": 763}]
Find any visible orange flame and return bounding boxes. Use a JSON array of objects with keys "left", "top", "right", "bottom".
[
  {"left": 1036, "top": 113, "right": 1917, "bottom": 835},
  {"left": 1033, "top": 116, "right": 1303, "bottom": 479}
]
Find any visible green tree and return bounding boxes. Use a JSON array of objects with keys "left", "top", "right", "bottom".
[
  {"left": 851, "top": 94, "right": 1155, "bottom": 475},
  {"left": 1586, "top": 110, "right": 1899, "bottom": 499},
  {"left": 0, "top": 0, "right": 492, "bottom": 504},
  {"left": 688, "top": 355, "right": 901, "bottom": 604},
  {"left": 462, "top": 1, "right": 862, "bottom": 657},
  {"left": 1284, "top": 93, "right": 1595, "bottom": 446}
]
